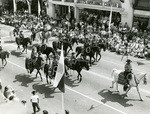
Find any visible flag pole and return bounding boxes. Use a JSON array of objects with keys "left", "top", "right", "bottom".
[
  {"left": 109, "top": 5, "right": 112, "bottom": 38},
  {"left": 62, "top": 88, "right": 65, "bottom": 114}
]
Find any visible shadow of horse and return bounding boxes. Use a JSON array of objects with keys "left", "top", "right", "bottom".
[
  {"left": 65, "top": 76, "right": 79, "bottom": 88},
  {"left": 11, "top": 50, "right": 24, "bottom": 57},
  {"left": 32, "top": 83, "right": 56, "bottom": 98},
  {"left": 98, "top": 89, "right": 134, "bottom": 107},
  {"left": 13, "top": 73, "right": 36, "bottom": 87}
]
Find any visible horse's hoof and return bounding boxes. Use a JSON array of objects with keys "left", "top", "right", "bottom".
[{"left": 140, "top": 99, "right": 143, "bottom": 101}]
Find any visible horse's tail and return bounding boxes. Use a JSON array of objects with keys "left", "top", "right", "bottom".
[
  {"left": 111, "top": 68, "right": 116, "bottom": 78},
  {"left": 25, "top": 58, "right": 30, "bottom": 70},
  {"left": 6, "top": 51, "right": 10, "bottom": 58}
]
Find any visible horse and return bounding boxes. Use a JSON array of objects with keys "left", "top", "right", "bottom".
[
  {"left": 110, "top": 68, "right": 147, "bottom": 101},
  {"left": 52, "top": 40, "right": 73, "bottom": 54},
  {"left": 0, "top": 51, "right": 10, "bottom": 68},
  {"left": 40, "top": 30, "right": 51, "bottom": 43},
  {"left": 37, "top": 44, "right": 56, "bottom": 62},
  {"left": 25, "top": 57, "right": 45, "bottom": 81},
  {"left": 64, "top": 58, "right": 89, "bottom": 82},
  {"left": 76, "top": 46, "right": 97, "bottom": 66},
  {"left": 15, "top": 37, "right": 32, "bottom": 53},
  {"left": 43, "top": 64, "right": 58, "bottom": 84}
]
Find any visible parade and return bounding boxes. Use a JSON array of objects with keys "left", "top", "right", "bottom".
[{"left": 0, "top": 0, "right": 150, "bottom": 114}]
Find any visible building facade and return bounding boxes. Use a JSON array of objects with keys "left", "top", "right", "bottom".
[{"left": 46, "top": 0, "right": 150, "bottom": 29}]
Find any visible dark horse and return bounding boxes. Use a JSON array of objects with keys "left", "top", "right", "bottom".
[
  {"left": 76, "top": 46, "right": 96, "bottom": 66},
  {"left": 15, "top": 37, "right": 32, "bottom": 53},
  {"left": 43, "top": 64, "right": 57, "bottom": 84},
  {"left": 0, "top": 51, "right": 10, "bottom": 68},
  {"left": 52, "top": 40, "right": 73, "bottom": 54},
  {"left": 64, "top": 58, "right": 89, "bottom": 82},
  {"left": 25, "top": 57, "right": 44, "bottom": 81},
  {"left": 76, "top": 44, "right": 106, "bottom": 65},
  {"left": 37, "top": 44, "right": 56, "bottom": 62}
]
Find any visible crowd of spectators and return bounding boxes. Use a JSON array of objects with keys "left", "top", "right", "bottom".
[{"left": 0, "top": 9, "right": 150, "bottom": 59}]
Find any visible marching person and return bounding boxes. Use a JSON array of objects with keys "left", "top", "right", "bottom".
[
  {"left": 30, "top": 91, "right": 41, "bottom": 114},
  {"left": 124, "top": 59, "right": 132, "bottom": 90}
]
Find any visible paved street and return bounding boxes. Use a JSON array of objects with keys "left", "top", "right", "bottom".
[{"left": 0, "top": 24, "right": 150, "bottom": 114}]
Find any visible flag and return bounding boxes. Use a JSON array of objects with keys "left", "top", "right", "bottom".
[
  {"left": 38, "top": 0, "right": 41, "bottom": 16},
  {"left": 109, "top": 5, "right": 112, "bottom": 32},
  {"left": 54, "top": 46, "right": 65, "bottom": 93}
]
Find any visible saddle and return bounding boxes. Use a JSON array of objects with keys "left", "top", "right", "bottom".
[{"left": 118, "top": 72, "right": 128, "bottom": 85}]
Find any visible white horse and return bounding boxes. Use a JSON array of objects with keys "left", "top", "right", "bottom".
[{"left": 110, "top": 68, "right": 147, "bottom": 101}]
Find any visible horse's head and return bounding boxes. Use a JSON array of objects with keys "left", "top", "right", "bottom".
[
  {"left": 135, "top": 73, "right": 147, "bottom": 85},
  {"left": 83, "top": 60, "right": 90, "bottom": 71},
  {"left": 41, "top": 44, "right": 47, "bottom": 52},
  {"left": 28, "top": 37, "right": 32, "bottom": 45}
]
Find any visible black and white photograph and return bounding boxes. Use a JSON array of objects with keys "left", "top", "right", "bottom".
[{"left": 0, "top": 0, "right": 150, "bottom": 113}]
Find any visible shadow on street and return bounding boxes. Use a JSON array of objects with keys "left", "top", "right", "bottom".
[
  {"left": 98, "top": 89, "right": 134, "bottom": 107},
  {"left": 13, "top": 73, "right": 36, "bottom": 87},
  {"left": 32, "top": 83, "right": 56, "bottom": 98}
]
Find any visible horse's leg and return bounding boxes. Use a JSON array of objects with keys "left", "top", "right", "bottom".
[
  {"left": 110, "top": 80, "right": 115, "bottom": 88},
  {"left": 36, "top": 70, "right": 39, "bottom": 78},
  {"left": 124, "top": 86, "right": 131, "bottom": 97},
  {"left": 121, "top": 55, "right": 124, "bottom": 61},
  {"left": 25, "top": 46, "right": 27, "bottom": 54},
  {"left": 22, "top": 46, "right": 25, "bottom": 52},
  {"left": 46, "top": 74, "right": 49, "bottom": 84},
  {"left": 116, "top": 83, "right": 119, "bottom": 92},
  {"left": 79, "top": 73, "right": 82, "bottom": 82},
  {"left": 38, "top": 70, "right": 43, "bottom": 81},
  {"left": 77, "top": 73, "right": 79, "bottom": 80},
  {"left": 4, "top": 59, "right": 7, "bottom": 67},
  {"left": 1, "top": 59, "right": 4, "bottom": 68},
  {"left": 136, "top": 86, "right": 143, "bottom": 101}
]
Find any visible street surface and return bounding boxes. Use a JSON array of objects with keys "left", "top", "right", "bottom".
[{"left": 0, "top": 24, "right": 150, "bottom": 114}]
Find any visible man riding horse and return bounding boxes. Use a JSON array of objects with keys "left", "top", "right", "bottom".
[
  {"left": 124, "top": 59, "right": 132, "bottom": 90},
  {"left": 69, "top": 52, "right": 76, "bottom": 69},
  {"left": 30, "top": 47, "right": 38, "bottom": 66}
]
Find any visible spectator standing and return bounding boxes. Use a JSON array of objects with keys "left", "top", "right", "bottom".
[{"left": 30, "top": 91, "right": 40, "bottom": 113}]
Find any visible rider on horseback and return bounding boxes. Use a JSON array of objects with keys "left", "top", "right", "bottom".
[
  {"left": 70, "top": 52, "right": 76, "bottom": 68},
  {"left": 19, "top": 31, "right": 24, "bottom": 42},
  {"left": 124, "top": 59, "right": 132, "bottom": 90},
  {"left": 31, "top": 47, "right": 37, "bottom": 66}
]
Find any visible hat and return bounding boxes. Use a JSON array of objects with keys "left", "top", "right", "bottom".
[
  {"left": 126, "top": 59, "right": 132, "bottom": 63},
  {"left": 72, "top": 52, "right": 75, "bottom": 54},
  {"left": 38, "top": 51, "right": 41, "bottom": 55}
]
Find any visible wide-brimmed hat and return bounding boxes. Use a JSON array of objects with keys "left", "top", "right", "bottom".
[{"left": 126, "top": 59, "right": 132, "bottom": 63}]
